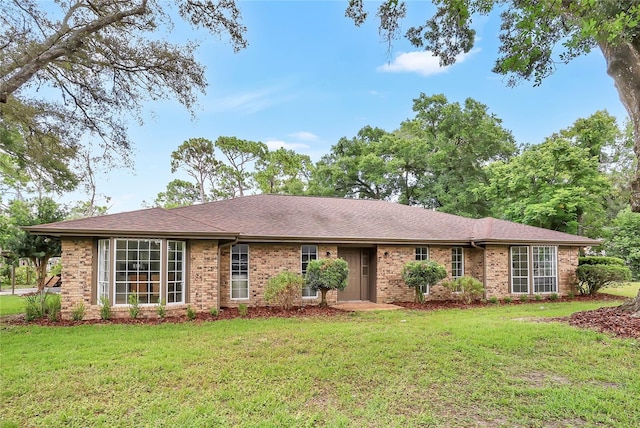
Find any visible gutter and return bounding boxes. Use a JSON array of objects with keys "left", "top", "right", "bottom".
[{"left": 470, "top": 239, "right": 488, "bottom": 300}]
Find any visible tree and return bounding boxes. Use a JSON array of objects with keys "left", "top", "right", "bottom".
[
  {"left": 152, "top": 179, "right": 201, "bottom": 209},
  {"left": 485, "top": 137, "right": 610, "bottom": 236},
  {"left": 215, "top": 137, "right": 267, "bottom": 198},
  {"left": 346, "top": 1, "right": 640, "bottom": 212},
  {"left": 401, "top": 260, "right": 447, "bottom": 303},
  {"left": 576, "top": 257, "right": 631, "bottom": 296},
  {"left": 1, "top": 0, "right": 246, "bottom": 167},
  {"left": 1, "top": 198, "right": 67, "bottom": 291},
  {"left": 605, "top": 208, "right": 640, "bottom": 280},
  {"left": 304, "top": 258, "right": 349, "bottom": 307},
  {"left": 254, "top": 148, "right": 313, "bottom": 195},
  {"left": 170, "top": 138, "right": 221, "bottom": 203}
]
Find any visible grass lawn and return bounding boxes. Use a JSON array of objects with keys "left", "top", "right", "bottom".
[
  {"left": 0, "top": 295, "right": 25, "bottom": 317},
  {"left": 1, "top": 300, "right": 638, "bottom": 427},
  {"left": 602, "top": 282, "right": 640, "bottom": 298}
]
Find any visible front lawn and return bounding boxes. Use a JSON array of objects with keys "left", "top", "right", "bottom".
[
  {"left": 0, "top": 295, "right": 25, "bottom": 316},
  {"left": 602, "top": 281, "right": 640, "bottom": 298},
  {"left": 1, "top": 301, "right": 638, "bottom": 427}
]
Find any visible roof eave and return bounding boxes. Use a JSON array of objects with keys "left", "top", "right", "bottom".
[
  {"left": 23, "top": 227, "right": 238, "bottom": 240},
  {"left": 472, "top": 238, "right": 601, "bottom": 246}
]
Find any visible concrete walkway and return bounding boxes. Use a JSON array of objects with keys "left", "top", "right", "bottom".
[
  {"left": 331, "top": 301, "right": 402, "bottom": 312},
  {"left": 0, "top": 287, "right": 60, "bottom": 296}
]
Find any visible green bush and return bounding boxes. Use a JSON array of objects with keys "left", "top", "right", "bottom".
[
  {"left": 157, "top": 299, "right": 166, "bottom": 318},
  {"left": 534, "top": 294, "right": 543, "bottom": 301},
  {"left": 46, "top": 294, "right": 61, "bottom": 321},
  {"left": 305, "top": 258, "right": 349, "bottom": 307},
  {"left": 186, "top": 305, "right": 196, "bottom": 320},
  {"left": 24, "top": 293, "right": 46, "bottom": 321},
  {"left": 128, "top": 293, "right": 140, "bottom": 319},
  {"left": 576, "top": 264, "right": 632, "bottom": 295},
  {"left": 71, "top": 301, "right": 86, "bottom": 321},
  {"left": 487, "top": 296, "right": 499, "bottom": 304},
  {"left": 401, "top": 260, "right": 447, "bottom": 303},
  {"left": 519, "top": 295, "right": 528, "bottom": 302},
  {"left": 99, "top": 296, "right": 111, "bottom": 320},
  {"left": 549, "top": 293, "right": 559, "bottom": 301},
  {"left": 209, "top": 307, "right": 219, "bottom": 317},
  {"left": 504, "top": 296, "right": 513, "bottom": 304},
  {"left": 5, "top": 265, "right": 37, "bottom": 287},
  {"left": 441, "top": 276, "right": 484, "bottom": 304},
  {"left": 238, "top": 303, "right": 248, "bottom": 317},
  {"left": 578, "top": 256, "right": 625, "bottom": 266},
  {"left": 265, "top": 270, "right": 304, "bottom": 310}
]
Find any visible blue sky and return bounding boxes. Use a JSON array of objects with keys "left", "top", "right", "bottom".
[{"left": 73, "top": 1, "right": 629, "bottom": 213}]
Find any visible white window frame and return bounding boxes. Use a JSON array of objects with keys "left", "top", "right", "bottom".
[
  {"left": 510, "top": 246, "right": 558, "bottom": 294},
  {"left": 415, "top": 247, "right": 429, "bottom": 261},
  {"left": 97, "top": 238, "right": 186, "bottom": 306},
  {"left": 166, "top": 240, "right": 186, "bottom": 304},
  {"left": 451, "top": 247, "right": 464, "bottom": 280},
  {"left": 510, "top": 246, "right": 530, "bottom": 294},
  {"left": 301, "top": 245, "right": 318, "bottom": 299},
  {"left": 231, "top": 244, "right": 250, "bottom": 300},
  {"left": 113, "top": 239, "right": 163, "bottom": 306}
]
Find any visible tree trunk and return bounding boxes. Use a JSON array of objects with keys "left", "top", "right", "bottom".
[
  {"left": 319, "top": 288, "right": 328, "bottom": 307},
  {"left": 618, "top": 289, "right": 640, "bottom": 316},
  {"left": 598, "top": 40, "right": 640, "bottom": 212}
]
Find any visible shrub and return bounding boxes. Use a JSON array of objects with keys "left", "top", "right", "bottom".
[
  {"left": 519, "top": 295, "right": 528, "bottom": 302},
  {"left": 209, "top": 307, "right": 219, "bottom": 317},
  {"left": 549, "top": 293, "right": 559, "bottom": 301},
  {"left": 71, "top": 301, "right": 86, "bottom": 321},
  {"left": 186, "top": 305, "right": 196, "bottom": 320},
  {"left": 504, "top": 296, "right": 513, "bottom": 304},
  {"left": 487, "top": 296, "right": 499, "bottom": 304},
  {"left": 99, "top": 296, "right": 111, "bottom": 320},
  {"left": 534, "top": 294, "right": 543, "bottom": 301},
  {"left": 576, "top": 258, "right": 632, "bottom": 295},
  {"left": 305, "top": 258, "right": 349, "bottom": 307},
  {"left": 567, "top": 291, "right": 575, "bottom": 300},
  {"left": 24, "top": 293, "right": 47, "bottom": 321},
  {"left": 442, "top": 276, "right": 484, "bottom": 304},
  {"left": 157, "top": 299, "right": 166, "bottom": 318},
  {"left": 46, "top": 294, "right": 61, "bottom": 321},
  {"left": 265, "top": 270, "right": 304, "bottom": 310},
  {"left": 238, "top": 303, "right": 248, "bottom": 317},
  {"left": 128, "top": 293, "right": 140, "bottom": 319},
  {"left": 401, "top": 260, "right": 447, "bottom": 303}
]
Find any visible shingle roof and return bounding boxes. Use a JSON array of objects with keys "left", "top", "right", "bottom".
[{"left": 25, "top": 194, "right": 599, "bottom": 245}]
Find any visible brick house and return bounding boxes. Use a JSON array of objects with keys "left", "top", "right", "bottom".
[{"left": 26, "top": 195, "right": 598, "bottom": 320}]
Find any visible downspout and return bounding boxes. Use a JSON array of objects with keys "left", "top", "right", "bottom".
[
  {"left": 470, "top": 239, "right": 487, "bottom": 300},
  {"left": 217, "top": 236, "right": 239, "bottom": 309}
]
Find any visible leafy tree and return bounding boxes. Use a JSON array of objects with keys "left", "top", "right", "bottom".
[
  {"left": 215, "top": 137, "right": 267, "bottom": 198},
  {"left": 346, "top": 0, "right": 640, "bottom": 212},
  {"left": 304, "top": 258, "right": 349, "bottom": 307},
  {"left": 401, "top": 94, "right": 516, "bottom": 216},
  {"left": 576, "top": 257, "right": 631, "bottom": 295},
  {"left": 1, "top": 198, "right": 67, "bottom": 291},
  {"left": 254, "top": 148, "right": 313, "bottom": 195},
  {"left": 170, "top": 138, "right": 222, "bottom": 203},
  {"left": 401, "top": 260, "right": 447, "bottom": 303},
  {"left": 264, "top": 270, "right": 305, "bottom": 310},
  {"left": 605, "top": 208, "right": 640, "bottom": 279},
  {"left": 485, "top": 137, "right": 610, "bottom": 236},
  {"left": 1, "top": 0, "right": 246, "bottom": 167},
  {"left": 152, "top": 179, "right": 201, "bottom": 209}
]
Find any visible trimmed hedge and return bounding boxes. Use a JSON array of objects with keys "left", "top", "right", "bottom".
[
  {"left": 575, "top": 264, "right": 631, "bottom": 295},
  {"left": 578, "top": 256, "right": 625, "bottom": 266}
]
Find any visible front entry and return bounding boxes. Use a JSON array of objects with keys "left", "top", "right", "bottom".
[{"left": 337, "top": 248, "right": 369, "bottom": 301}]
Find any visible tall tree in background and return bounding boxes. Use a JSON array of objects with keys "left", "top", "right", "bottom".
[
  {"left": 153, "top": 179, "right": 201, "bottom": 208},
  {"left": 254, "top": 148, "right": 313, "bottom": 195},
  {"left": 1, "top": 0, "right": 246, "bottom": 178},
  {"left": 215, "top": 137, "right": 267, "bottom": 198},
  {"left": 346, "top": 0, "right": 640, "bottom": 212},
  {"left": 170, "top": 138, "right": 222, "bottom": 204}
]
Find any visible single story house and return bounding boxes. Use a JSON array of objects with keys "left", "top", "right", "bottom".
[{"left": 26, "top": 195, "right": 599, "bottom": 320}]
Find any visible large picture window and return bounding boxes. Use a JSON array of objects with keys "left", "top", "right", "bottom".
[
  {"left": 97, "top": 238, "right": 185, "bottom": 306},
  {"left": 231, "top": 244, "right": 249, "bottom": 300},
  {"left": 301, "top": 245, "right": 318, "bottom": 298},
  {"left": 510, "top": 246, "right": 557, "bottom": 294}
]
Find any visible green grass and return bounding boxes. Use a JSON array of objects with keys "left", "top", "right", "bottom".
[
  {"left": 602, "top": 281, "right": 640, "bottom": 298},
  {"left": 1, "top": 300, "right": 638, "bottom": 427},
  {"left": 0, "top": 295, "right": 24, "bottom": 316}
]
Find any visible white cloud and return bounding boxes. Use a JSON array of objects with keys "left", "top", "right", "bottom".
[
  {"left": 288, "top": 131, "right": 319, "bottom": 141},
  {"left": 265, "top": 140, "right": 311, "bottom": 151},
  {"left": 208, "top": 85, "right": 296, "bottom": 114},
  {"left": 377, "top": 49, "right": 479, "bottom": 77}
]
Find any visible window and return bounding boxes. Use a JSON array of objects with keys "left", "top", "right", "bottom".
[
  {"left": 415, "top": 247, "right": 429, "bottom": 261},
  {"left": 451, "top": 247, "right": 464, "bottom": 279},
  {"left": 510, "top": 246, "right": 557, "bottom": 294},
  {"left": 97, "top": 238, "right": 185, "bottom": 306},
  {"left": 533, "top": 246, "right": 557, "bottom": 293},
  {"left": 301, "top": 245, "right": 318, "bottom": 298},
  {"left": 231, "top": 244, "right": 249, "bottom": 300}
]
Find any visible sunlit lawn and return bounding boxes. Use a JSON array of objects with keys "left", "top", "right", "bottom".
[
  {"left": 0, "top": 295, "right": 25, "bottom": 317},
  {"left": 602, "top": 281, "right": 640, "bottom": 298},
  {"left": 1, "top": 299, "right": 638, "bottom": 427}
]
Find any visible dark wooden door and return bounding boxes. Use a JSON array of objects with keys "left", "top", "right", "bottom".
[{"left": 337, "top": 248, "right": 368, "bottom": 301}]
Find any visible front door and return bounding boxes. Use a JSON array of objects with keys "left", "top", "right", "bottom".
[{"left": 337, "top": 248, "right": 368, "bottom": 301}]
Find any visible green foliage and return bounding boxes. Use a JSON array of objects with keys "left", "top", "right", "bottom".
[
  {"left": 401, "top": 260, "right": 447, "bottom": 303},
  {"left": 128, "top": 293, "right": 140, "bottom": 319},
  {"left": 186, "top": 305, "right": 196, "bottom": 321},
  {"left": 487, "top": 296, "right": 499, "bottom": 305},
  {"left": 442, "top": 276, "right": 485, "bottom": 304},
  {"left": 549, "top": 293, "right": 559, "bottom": 301},
  {"left": 238, "top": 304, "right": 248, "bottom": 317},
  {"left": 305, "top": 258, "right": 349, "bottom": 307},
  {"left": 153, "top": 179, "right": 201, "bottom": 208},
  {"left": 209, "top": 307, "right": 219, "bottom": 317},
  {"left": 579, "top": 256, "right": 625, "bottom": 266},
  {"left": 0, "top": 265, "right": 36, "bottom": 287},
  {"left": 24, "top": 293, "right": 47, "bottom": 321},
  {"left": 534, "top": 294, "right": 543, "bottom": 301},
  {"left": 254, "top": 147, "right": 313, "bottom": 195},
  {"left": 46, "top": 294, "right": 61, "bottom": 321},
  {"left": 576, "top": 264, "right": 632, "bottom": 295},
  {"left": 157, "top": 299, "right": 166, "bottom": 319},
  {"left": 215, "top": 137, "right": 267, "bottom": 198},
  {"left": 48, "top": 262, "right": 62, "bottom": 276},
  {"left": 71, "top": 301, "right": 86, "bottom": 322},
  {"left": 519, "top": 295, "right": 529, "bottom": 302},
  {"left": 503, "top": 296, "right": 513, "bottom": 304},
  {"left": 264, "top": 270, "right": 305, "bottom": 310},
  {"left": 605, "top": 208, "right": 640, "bottom": 279},
  {"left": 170, "top": 138, "right": 221, "bottom": 203},
  {"left": 99, "top": 296, "right": 111, "bottom": 320}
]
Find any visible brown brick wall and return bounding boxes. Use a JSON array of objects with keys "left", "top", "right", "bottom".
[
  {"left": 60, "top": 238, "right": 95, "bottom": 319},
  {"left": 188, "top": 240, "right": 219, "bottom": 311},
  {"left": 558, "top": 246, "right": 579, "bottom": 295},
  {"left": 219, "top": 243, "right": 338, "bottom": 308}
]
